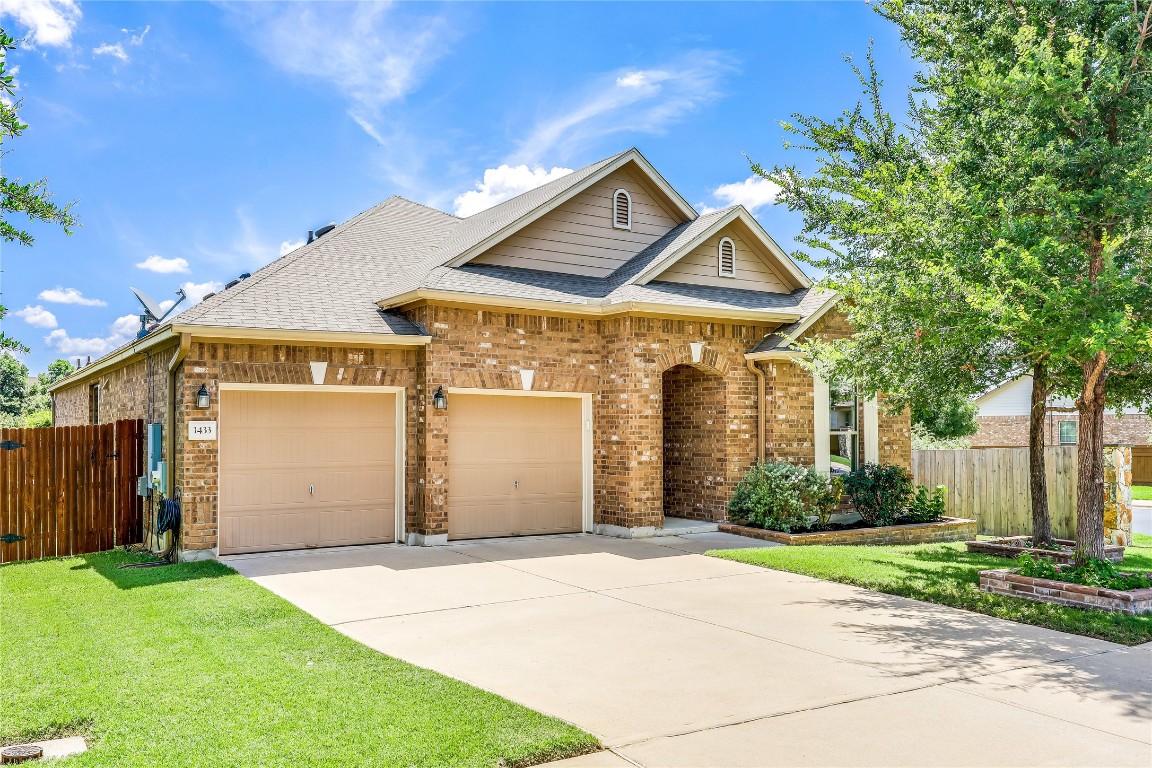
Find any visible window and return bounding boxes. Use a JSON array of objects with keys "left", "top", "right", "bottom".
[
  {"left": 828, "top": 379, "right": 858, "bottom": 474},
  {"left": 88, "top": 383, "right": 100, "bottom": 425},
  {"left": 718, "top": 237, "right": 736, "bottom": 277},
  {"left": 612, "top": 189, "right": 632, "bottom": 230},
  {"left": 1059, "top": 420, "right": 1077, "bottom": 445}
]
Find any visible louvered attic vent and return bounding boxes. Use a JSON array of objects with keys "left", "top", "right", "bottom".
[
  {"left": 612, "top": 189, "right": 632, "bottom": 230},
  {"left": 718, "top": 237, "right": 736, "bottom": 277}
]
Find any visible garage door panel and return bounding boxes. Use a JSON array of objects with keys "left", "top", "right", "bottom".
[
  {"left": 448, "top": 394, "right": 584, "bottom": 540},
  {"left": 219, "top": 390, "right": 398, "bottom": 555}
]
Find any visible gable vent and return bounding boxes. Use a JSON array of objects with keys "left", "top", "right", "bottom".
[
  {"left": 718, "top": 237, "right": 736, "bottom": 277},
  {"left": 612, "top": 189, "right": 632, "bottom": 230}
]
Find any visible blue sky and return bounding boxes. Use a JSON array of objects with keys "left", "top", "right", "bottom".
[{"left": 1, "top": 1, "right": 917, "bottom": 373}]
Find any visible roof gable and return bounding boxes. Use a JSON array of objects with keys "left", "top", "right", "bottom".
[
  {"left": 467, "top": 164, "right": 686, "bottom": 278},
  {"left": 627, "top": 207, "right": 809, "bottom": 291},
  {"left": 647, "top": 217, "right": 794, "bottom": 293}
]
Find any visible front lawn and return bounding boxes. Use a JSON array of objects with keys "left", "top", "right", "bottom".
[
  {"left": 709, "top": 534, "right": 1152, "bottom": 646},
  {"left": 0, "top": 551, "right": 597, "bottom": 767},
  {"left": 1133, "top": 484, "right": 1152, "bottom": 501}
]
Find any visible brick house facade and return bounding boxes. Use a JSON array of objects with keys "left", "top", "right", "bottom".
[{"left": 52, "top": 148, "right": 912, "bottom": 557}]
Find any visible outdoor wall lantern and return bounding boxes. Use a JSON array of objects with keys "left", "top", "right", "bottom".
[
  {"left": 196, "top": 384, "right": 211, "bottom": 409},
  {"left": 432, "top": 386, "right": 448, "bottom": 410}
]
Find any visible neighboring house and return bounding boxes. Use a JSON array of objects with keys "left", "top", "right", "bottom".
[
  {"left": 972, "top": 375, "right": 1152, "bottom": 447},
  {"left": 50, "top": 148, "right": 910, "bottom": 558}
]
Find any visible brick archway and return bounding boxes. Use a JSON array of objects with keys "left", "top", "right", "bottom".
[{"left": 661, "top": 362, "right": 729, "bottom": 522}]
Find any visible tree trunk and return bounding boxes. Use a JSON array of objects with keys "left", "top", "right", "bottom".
[
  {"left": 1028, "top": 361, "right": 1051, "bottom": 547},
  {"left": 1074, "top": 352, "right": 1108, "bottom": 563}
]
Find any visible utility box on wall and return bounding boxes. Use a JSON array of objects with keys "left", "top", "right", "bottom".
[{"left": 139, "top": 422, "right": 163, "bottom": 497}]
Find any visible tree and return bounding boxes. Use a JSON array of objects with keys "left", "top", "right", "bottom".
[
  {"left": 16, "top": 358, "right": 73, "bottom": 427},
  {"left": 0, "top": 352, "right": 28, "bottom": 419},
  {"left": 0, "top": 28, "right": 79, "bottom": 354},
  {"left": 912, "top": 394, "right": 978, "bottom": 440},
  {"left": 762, "top": 1, "right": 1152, "bottom": 559}
]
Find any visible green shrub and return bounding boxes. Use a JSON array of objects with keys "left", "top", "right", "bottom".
[
  {"left": 902, "top": 484, "right": 948, "bottom": 523},
  {"left": 842, "top": 462, "right": 914, "bottom": 527},
  {"left": 1017, "top": 552, "right": 1152, "bottom": 591},
  {"left": 728, "top": 461, "right": 840, "bottom": 532}
]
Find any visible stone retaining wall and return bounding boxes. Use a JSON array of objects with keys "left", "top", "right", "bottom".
[
  {"left": 718, "top": 517, "right": 977, "bottom": 546},
  {"left": 980, "top": 569, "right": 1152, "bottom": 615}
]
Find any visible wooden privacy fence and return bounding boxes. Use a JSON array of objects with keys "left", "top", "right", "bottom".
[
  {"left": 912, "top": 447, "right": 1078, "bottom": 538},
  {"left": 1133, "top": 446, "right": 1152, "bottom": 486},
  {"left": 0, "top": 419, "right": 144, "bottom": 564}
]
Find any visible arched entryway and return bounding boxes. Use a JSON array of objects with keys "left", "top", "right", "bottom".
[{"left": 661, "top": 363, "right": 729, "bottom": 522}]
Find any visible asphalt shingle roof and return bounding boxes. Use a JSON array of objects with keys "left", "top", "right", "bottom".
[{"left": 163, "top": 149, "right": 826, "bottom": 341}]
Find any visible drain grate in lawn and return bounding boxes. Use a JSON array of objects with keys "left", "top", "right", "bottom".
[
  {"left": 0, "top": 551, "right": 598, "bottom": 767},
  {"left": 708, "top": 534, "right": 1152, "bottom": 646}
]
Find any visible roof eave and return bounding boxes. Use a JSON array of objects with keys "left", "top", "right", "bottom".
[{"left": 49, "top": 325, "right": 178, "bottom": 393}]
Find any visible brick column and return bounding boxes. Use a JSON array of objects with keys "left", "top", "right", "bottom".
[{"left": 1104, "top": 445, "right": 1133, "bottom": 547}]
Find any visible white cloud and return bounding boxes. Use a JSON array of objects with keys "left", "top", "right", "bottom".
[
  {"left": 699, "top": 175, "right": 782, "bottom": 215},
  {"left": 135, "top": 254, "right": 191, "bottom": 274},
  {"left": 38, "top": 286, "right": 106, "bottom": 306},
  {"left": 127, "top": 25, "right": 150, "bottom": 46},
  {"left": 13, "top": 304, "right": 57, "bottom": 329},
  {"left": 44, "top": 313, "right": 140, "bottom": 357},
  {"left": 92, "top": 42, "right": 128, "bottom": 62},
  {"left": 180, "top": 280, "right": 224, "bottom": 305},
  {"left": 227, "top": 3, "right": 456, "bottom": 144},
  {"left": 0, "top": 0, "right": 80, "bottom": 47},
  {"left": 279, "top": 239, "right": 305, "bottom": 256},
  {"left": 512, "top": 51, "right": 735, "bottom": 165},
  {"left": 453, "top": 165, "right": 574, "bottom": 217}
]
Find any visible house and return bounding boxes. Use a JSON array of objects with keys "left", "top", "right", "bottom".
[
  {"left": 50, "top": 148, "right": 910, "bottom": 558},
  {"left": 972, "top": 375, "right": 1152, "bottom": 447}
]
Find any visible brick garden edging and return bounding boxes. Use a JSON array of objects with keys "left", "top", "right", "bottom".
[
  {"left": 966, "top": 537, "right": 1125, "bottom": 564},
  {"left": 718, "top": 517, "right": 977, "bottom": 546},
  {"left": 980, "top": 569, "right": 1152, "bottom": 615}
]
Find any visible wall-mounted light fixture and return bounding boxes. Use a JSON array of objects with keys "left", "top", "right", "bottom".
[
  {"left": 196, "top": 384, "right": 211, "bottom": 409},
  {"left": 432, "top": 385, "right": 448, "bottom": 410}
]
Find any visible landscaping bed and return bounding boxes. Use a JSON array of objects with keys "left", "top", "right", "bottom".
[
  {"left": 719, "top": 516, "right": 977, "bottom": 546},
  {"left": 0, "top": 550, "right": 598, "bottom": 767},
  {"left": 707, "top": 534, "right": 1152, "bottom": 645},
  {"left": 980, "top": 568, "right": 1152, "bottom": 615},
  {"left": 966, "top": 536, "right": 1125, "bottom": 564}
]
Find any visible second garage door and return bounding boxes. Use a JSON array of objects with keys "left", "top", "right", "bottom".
[
  {"left": 219, "top": 389, "right": 399, "bottom": 555},
  {"left": 448, "top": 394, "right": 584, "bottom": 540}
]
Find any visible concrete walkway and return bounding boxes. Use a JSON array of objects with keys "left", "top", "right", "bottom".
[{"left": 226, "top": 534, "right": 1151, "bottom": 767}]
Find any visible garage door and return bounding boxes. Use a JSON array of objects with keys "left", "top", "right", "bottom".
[
  {"left": 219, "top": 389, "right": 398, "bottom": 555},
  {"left": 448, "top": 394, "right": 584, "bottom": 540}
]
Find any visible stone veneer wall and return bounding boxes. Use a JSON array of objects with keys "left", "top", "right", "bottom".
[
  {"left": 1104, "top": 445, "right": 1134, "bottom": 547},
  {"left": 973, "top": 412, "right": 1152, "bottom": 448},
  {"left": 662, "top": 364, "right": 729, "bottom": 521}
]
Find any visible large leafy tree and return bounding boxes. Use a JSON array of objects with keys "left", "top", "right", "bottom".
[
  {"left": 0, "top": 28, "right": 79, "bottom": 354},
  {"left": 763, "top": 0, "right": 1152, "bottom": 560}
]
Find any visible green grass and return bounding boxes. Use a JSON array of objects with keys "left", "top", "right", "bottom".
[
  {"left": 1133, "top": 485, "right": 1152, "bottom": 501},
  {"left": 0, "top": 551, "right": 598, "bottom": 767},
  {"left": 708, "top": 534, "right": 1152, "bottom": 646}
]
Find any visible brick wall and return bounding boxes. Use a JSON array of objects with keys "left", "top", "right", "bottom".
[
  {"left": 53, "top": 347, "right": 173, "bottom": 427},
  {"left": 662, "top": 364, "right": 729, "bottom": 521},
  {"left": 973, "top": 412, "right": 1152, "bottom": 447}
]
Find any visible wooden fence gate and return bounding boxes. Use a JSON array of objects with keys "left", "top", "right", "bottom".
[
  {"left": 0, "top": 419, "right": 144, "bottom": 564},
  {"left": 1133, "top": 446, "right": 1152, "bottom": 486}
]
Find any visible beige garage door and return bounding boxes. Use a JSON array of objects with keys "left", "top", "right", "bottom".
[
  {"left": 448, "top": 394, "right": 584, "bottom": 540},
  {"left": 219, "top": 389, "right": 397, "bottom": 555}
]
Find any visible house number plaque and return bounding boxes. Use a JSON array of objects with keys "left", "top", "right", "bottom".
[{"left": 188, "top": 421, "right": 218, "bottom": 441}]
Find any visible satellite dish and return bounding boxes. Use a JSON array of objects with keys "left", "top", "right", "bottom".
[
  {"left": 132, "top": 287, "right": 187, "bottom": 339},
  {"left": 132, "top": 287, "right": 164, "bottom": 320}
]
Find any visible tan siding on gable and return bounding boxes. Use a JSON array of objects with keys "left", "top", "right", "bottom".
[
  {"left": 470, "top": 166, "right": 684, "bottom": 277},
  {"left": 652, "top": 229, "right": 790, "bottom": 293}
]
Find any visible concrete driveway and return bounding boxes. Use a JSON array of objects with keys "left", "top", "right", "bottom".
[{"left": 226, "top": 533, "right": 1151, "bottom": 767}]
